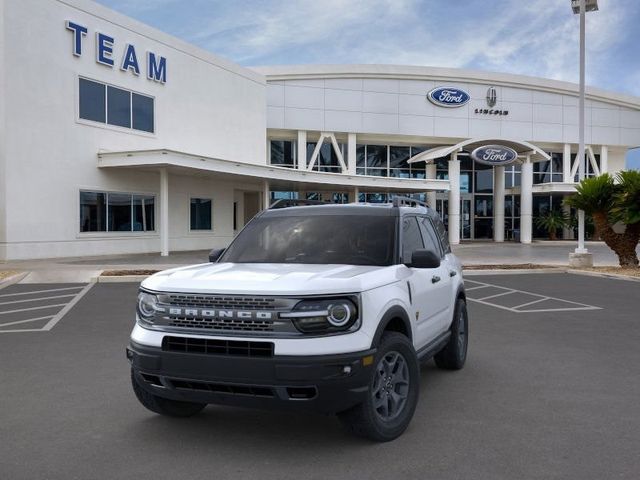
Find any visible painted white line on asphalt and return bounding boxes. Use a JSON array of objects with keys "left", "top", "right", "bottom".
[
  {"left": 465, "top": 279, "right": 601, "bottom": 313},
  {"left": 465, "top": 285, "right": 491, "bottom": 291},
  {"left": 0, "top": 303, "right": 67, "bottom": 315},
  {"left": 0, "top": 315, "right": 54, "bottom": 328},
  {"left": 0, "top": 286, "right": 84, "bottom": 298},
  {"left": 0, "top": 293, "right": 78, "bottom": 306},
  {"left": 43, "top": 283, "right": 95, "bottom": 331}
]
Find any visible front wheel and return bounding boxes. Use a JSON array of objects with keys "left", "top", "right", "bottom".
[
  {"left": 338, "top": 332, "right": 419, "bottom": 442},
  {"left": 434, "top": 297, "right": 468, "bottom": 370},
  {"left": 131, "top": 369, "right": 206, "bottom": 417}
]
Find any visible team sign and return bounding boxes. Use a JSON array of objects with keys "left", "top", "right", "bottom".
[{"left": 66, "top": 21, "right": 167, "bottom": 84}]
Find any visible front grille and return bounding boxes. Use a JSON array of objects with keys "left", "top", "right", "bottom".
[
  {"left": 162, "top": 294, "right": 278, "bottom": 310},
  {"left": 168, "top": 379, "right": 274, "bottom": 398},
  {"left": 162, "top": 336, "right": 274, "bottom": 357},
  {"left": 167, "top": 316, "right": 274, "bottom": 332}
]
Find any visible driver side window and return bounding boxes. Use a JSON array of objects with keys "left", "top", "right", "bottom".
[{"left": 402, "top": 217, "right": 424, "bottom": 264}]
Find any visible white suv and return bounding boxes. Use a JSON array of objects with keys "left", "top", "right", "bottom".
[{"left": 127, "top": 198, "right": 468, "bottom": 441}]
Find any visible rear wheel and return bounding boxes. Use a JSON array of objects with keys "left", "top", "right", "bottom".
[
  {"left": 131, "top": 369, "right": 206, "bottom": 417},
  {"left": 434, "top": 297, "right": 468, "bottom": 370},
  {"left": 338, "top": 332, "right": 419, "bottom": 442}
]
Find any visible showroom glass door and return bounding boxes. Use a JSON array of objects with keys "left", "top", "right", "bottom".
[{"left": 460, "top": 196, "right": 472, "bottom": 240}]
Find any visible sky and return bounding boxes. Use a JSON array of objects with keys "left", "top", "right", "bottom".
[{"left": 96, "top": 0, "right": 640, "bottom": 169}]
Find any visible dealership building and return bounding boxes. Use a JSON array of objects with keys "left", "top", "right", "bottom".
[{"left": 1, "top": 0, "right": 640, "bottom": 261}]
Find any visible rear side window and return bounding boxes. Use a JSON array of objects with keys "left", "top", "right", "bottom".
[
  {"left": 401, "top": 217, "right": 424, "bottom": 264},
  {"left": 418, "top": 217, "right": 443, "bottom": 258},
  {"left": 432, "top": 214, "right": 451, "bottom": 253}
]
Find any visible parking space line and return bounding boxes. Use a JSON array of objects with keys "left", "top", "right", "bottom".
[
  {"left": 0, "top": 286, "right": 84, "bottom": 298},
  {"left": 0, "top": 303, "right": 68, "bottom": 315},
  {"left": 0, "top": 293, "right": 79, "bottom": 306},
  {"left": 0, "top": 315, "right": 54, "bottom": 328},
  {"left": 42, "top": 283, "right": 95, "bottom": 331},
  {"left": 464, "top": 279, "right": 601, "bottom": 313}
]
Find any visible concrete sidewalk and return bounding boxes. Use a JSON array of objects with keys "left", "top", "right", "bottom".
[{"left": 1, "top": 241, "right": 637, "bottom": 283}]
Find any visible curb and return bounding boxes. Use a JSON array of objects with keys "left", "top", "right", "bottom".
[
  {"left": 566, "top": 269, "right": 640, "bottom": 283},
  {"left": 93, "top": 275, "right": 149, "bottom": 283},
  {"left": 0, "top": 271, "right": 29, "bottom": 290},
  {"left": 463, "top": 268, "right": 565, "bottom": 276}
]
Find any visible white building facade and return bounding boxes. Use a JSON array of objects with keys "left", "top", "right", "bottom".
[{"left": 1, "top": 0, "right": 639, "bottom": 260}]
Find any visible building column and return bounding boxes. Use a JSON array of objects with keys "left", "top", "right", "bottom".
[
  {"left": 562, "top": 198, "right": 573, "bottom": 240},
  {"left": 353, "top": 186, "right": 359, "bottom": 203},
  {"left": 297, "top": 131, "right": 307, "bottom": 170},
  {"left": 426, "top": 162, "right": 437, "bottom": 208},
  {"left": 347, "top": 133, "right": 357, "bottom": 175},
  {"left": 520, "top": 156, "right": 533, "bottom": 244},
  {"left": 448, "top": 153, "right": 461, "bottom": 245},
  {"left": 493, "top": 165, "right": 505, "bottom": 242},
  {"left": 262, "top": 180, "right": 270, "bottom": 210},
  {"left": 563, "top": 143, "right": 573, "bottom": 183},
  {"left": 600, "top": 145, "right": 608, "bottom": 174},
  {"left": 160, "top": 168, "right": 169, "bottom": 257}
]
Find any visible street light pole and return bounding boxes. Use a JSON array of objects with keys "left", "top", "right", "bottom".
[
  {"left": 569, "top": 0, "right": 597, "bottom": 267},
  {"left": 576, "top": 0, "right": 587, "bottom": 254}
]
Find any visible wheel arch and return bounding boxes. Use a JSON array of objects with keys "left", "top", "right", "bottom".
[{"left": 370, "top": 305, "right": 413, "bottom": 348}]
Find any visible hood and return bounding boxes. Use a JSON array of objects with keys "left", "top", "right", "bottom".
[{"left": 141, "top": 262, "right": 405, "bottom": 295}]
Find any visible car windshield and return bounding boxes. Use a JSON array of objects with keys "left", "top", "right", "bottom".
[{"left": 220, "top": 214, "right": 397, "bottom": 266}]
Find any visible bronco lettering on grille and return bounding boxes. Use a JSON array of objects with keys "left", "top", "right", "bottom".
[{"left": 167, "top": 308, "right": 274, "bottom": 320}]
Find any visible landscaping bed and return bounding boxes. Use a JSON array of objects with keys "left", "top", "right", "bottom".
[
  {"left": 575, "top": 267, "right": 640, "bottom": 278},
  {"left": 463, "top": 264, "right": 560, "bottom": 270},
  {"left": 101, "top": 269, "right": 161, "bottom": 276}
]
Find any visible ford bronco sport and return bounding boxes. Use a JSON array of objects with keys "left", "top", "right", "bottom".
[{"left": 128, "top": 197, "right": 468, "bottom": 441}]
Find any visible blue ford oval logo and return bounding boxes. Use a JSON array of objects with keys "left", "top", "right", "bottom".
[
  {"left": 427, "top": 86, "right": 470, "bottom": 108},
  {"left": 471, "top": 145, "right": 518, "bottom": 166}
]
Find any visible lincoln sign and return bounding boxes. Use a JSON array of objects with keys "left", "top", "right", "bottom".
[{"left": 471, "top": 145, "right": 519, "bottom": 166}]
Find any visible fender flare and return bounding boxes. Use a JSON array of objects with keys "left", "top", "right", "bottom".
[{"left": 370, "top": 305, "right": 413, "bottom": 348}]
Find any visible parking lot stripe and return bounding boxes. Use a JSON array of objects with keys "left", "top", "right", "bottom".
[
  {"left": 0, "top": 293, "right": 79, "bottom": 306},
  {"left": 42, "top": 283, "right": 95, "bottom": 331},
  {"left": 477, "top": 290, "right": 516, "bottom": 301},
  {"left": 0, "top": 303, "right": 68, "bottom": 315},
  {"left": 0, "top": 315, "right": 54, "bottom": 328},
  {"left": 0, "top": 286, "right": 84, "bottom": 298}
]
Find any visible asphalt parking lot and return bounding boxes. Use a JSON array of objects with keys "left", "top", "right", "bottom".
[{"left": 1, "top": 273, "right": 639, "bottom": 480}]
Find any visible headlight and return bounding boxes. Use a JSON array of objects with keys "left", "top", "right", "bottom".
[
  {"left": 281, "top": 297, "right": 359, "bottom": 334},
  {"left": 137, "top": 291, "right": 158, "bottom": 324}
]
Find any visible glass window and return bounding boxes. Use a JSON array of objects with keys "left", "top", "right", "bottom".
[
  {"left": 474, "top": 169, "right": 493, "bottom": 193},
  {"left": 366, "top": 145, "right": 387, "bottom": 169},
  {"left": 132, "top": 93, "right": 154, "bottom": 133},
  {"left": 270, "top": 141, "right": 296, "bottom": 168},
  {"left": 418, "top": 217, "right": 443, "bottom": 257},
  {"left": 107, "top": 86, "right": 131, "bottom": 128},
  {"left": 79, "top": 79, "right": 106, "bottom": 123},
  {"left": 475, "top": 196, "right": 493, "bottom": 217},
  {"left": 108, "top": 193, "right": 133, "bottom": 231},
  {"left": 220, "top": 215, "right": 397, "bottom": 266},
  {"left": 356, "top": 145, "right": 366, "bottom": 167},
  {"left": 190, "top": 198, "right": 212, "bottom": 230},
  {"left": 402, "top": 217, "right": 424, "bottom": 264},
  {"left": 133, "top": 195, "right": 155, "bottom": 231},
  {"left": 80, "top": 191, "right": 106, "bottom": 232}
]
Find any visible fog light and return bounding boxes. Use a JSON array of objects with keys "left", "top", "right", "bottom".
[{"left": 362, "top": 355, "right": 374, "bottom": 366}]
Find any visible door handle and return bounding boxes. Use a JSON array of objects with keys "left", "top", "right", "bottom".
[
  {"left": 449, "top": 270, "right": 457, "bottom": 277},
  {"left": 431, "top": 275, "right": 441, "bottom": 284}
]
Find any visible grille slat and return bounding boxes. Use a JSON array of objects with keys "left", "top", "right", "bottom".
[
  {"left": 162, "top": 336, "right": 274, "bottom": 357},
  {"left": 164, "top": 294, "right": 278, "bottom": 310},
  {"left": 168, "top": 379, "right": 275, "bottom": 398}
]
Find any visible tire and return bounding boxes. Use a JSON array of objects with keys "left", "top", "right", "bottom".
[
  {"left": 434, "top": 297, "right": 468, "bottom": 370},
  {"left": 338, "top": 332, "right": 419, "bottom": 442},
  {"left": 131, "top": 369, "right": 206, "bottom": 417}
]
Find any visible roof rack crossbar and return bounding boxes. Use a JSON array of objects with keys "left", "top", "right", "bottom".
[
  {"left": 391, "top": 196, "right": 429, "bottom": 209},
  {"left": 269, "top": 198, "right": 329, "bottom": 209}
]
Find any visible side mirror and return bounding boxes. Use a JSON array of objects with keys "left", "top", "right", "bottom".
[
  {"left": 208, "top": 248, "right": 225, "bottom": 263},
  {"left": 407, "top": 249, "right": 440, "bottom": 269}
]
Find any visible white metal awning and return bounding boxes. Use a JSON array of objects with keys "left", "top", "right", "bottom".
[{"left": 407, "top": 138, "right": 551, "bottom": 164}]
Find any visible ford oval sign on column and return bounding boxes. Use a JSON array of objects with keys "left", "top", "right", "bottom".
[
  {"left": 427, "top": 87, "right": 470, "bottom": 108},
  {"left": 471, "top": 145, "right": 518, "bottom": 166}
]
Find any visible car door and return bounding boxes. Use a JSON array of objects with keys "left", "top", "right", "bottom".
[
  {"left": 401, "top": 216, "right": 448, "bottom": 348},
  {"left": 418, "top": 216, "right": 454, "bottom": 334}
]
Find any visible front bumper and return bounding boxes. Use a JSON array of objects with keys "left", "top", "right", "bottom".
[{"left": 128, "top": 341, "right": 376, "bottom": 414}]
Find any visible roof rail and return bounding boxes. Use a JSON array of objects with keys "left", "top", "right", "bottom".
[
  {"left": 391, "top": 196, "right": 429, "bottom": 209},
  {"left": 269, "top": 198, "right": 329, "bottom": 209}
]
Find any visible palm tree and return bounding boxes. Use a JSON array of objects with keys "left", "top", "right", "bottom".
[
  {"left": 535, "top": 209, "right": 568, "bottom": 240},
  {"left": 565, "top": 172, "right": 640, "bottom": 267}
]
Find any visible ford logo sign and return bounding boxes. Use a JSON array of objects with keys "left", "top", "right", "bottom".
[
  {"left": 427, "top": 86, "right": 470, "bottom": 108},
  {"left": 471, "top": 145, "right": 519, "bottom": 166}
]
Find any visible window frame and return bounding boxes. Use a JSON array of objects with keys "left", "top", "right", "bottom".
[
  {"left": 189, "top": 197, "right": 213, "bottom": 232},
  {"left": 78, "top": 188, "right": 157, "bottom": 236},
  {"left": 76, "top": 76, "right": 156, "bottom": 136}
]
